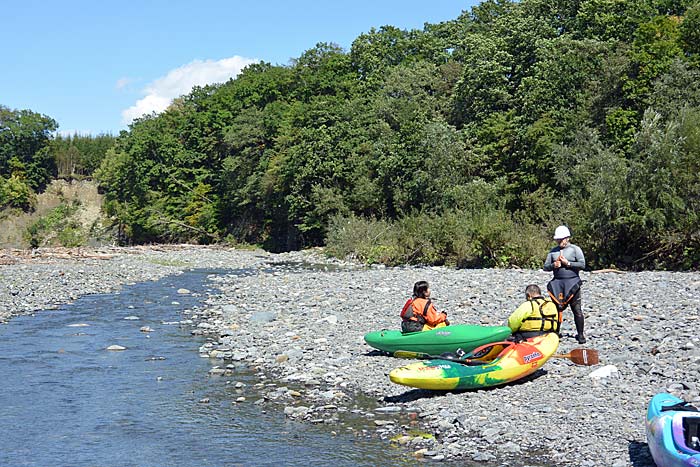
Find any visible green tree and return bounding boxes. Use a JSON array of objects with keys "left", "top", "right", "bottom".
[
  {"left": 0, "top": 174, "right": 37, "bottom": 210},
  {"left": 576, "top": 0, "right": 656, "bottom": 41},
  {"left": 679, "top": 1, "right": 700, "bottom": 63},
  {"left": 648, "top": 59, "right": 700, "bottom": 117},
  {"left": 624, "top": 15, "right": 684, "bottom": 107},
  {"left": 350, "top": 26, "right": 419, "bottom": 88},
  {"left": 452, "top": 34, "right": 513, "bottom": 127},
  {"left": 0, "top": 105, "right": 57, "bottom": 190}
]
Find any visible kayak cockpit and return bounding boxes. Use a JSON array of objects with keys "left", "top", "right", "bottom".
[{"left": 677, "top": 413, "right": 700, "bottom": 453}]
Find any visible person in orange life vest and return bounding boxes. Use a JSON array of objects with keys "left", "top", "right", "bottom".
[
  {"left": 400, "top": 280, "right": 450, "bottom": 333},
  {"left": 507, "top": 284, "right": 561, "bottom": 342}
]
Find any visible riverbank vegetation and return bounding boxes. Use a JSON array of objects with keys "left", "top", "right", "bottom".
[{"left": 2, "top": 0, "right": 699, "bottom": 269}]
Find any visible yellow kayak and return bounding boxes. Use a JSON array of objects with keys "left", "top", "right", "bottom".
[{"left": 389, "top": 333, "right": 560, "bottom": 390}]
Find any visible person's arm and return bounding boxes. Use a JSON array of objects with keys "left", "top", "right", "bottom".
[
  {"left": 560, "top": 245, "right": 585, "bottom": 271},
  {"left": 425, "top": 302, "right": 447, "bottom": 326},
  {"left": 507, "top": 302, "right": 529, "bottom": 332},
  {"left": 567, "top": 245, "right": 585, "bottom": 271},
  {"left": 543, "top": 250, "right": 556, "bottom": 272}
]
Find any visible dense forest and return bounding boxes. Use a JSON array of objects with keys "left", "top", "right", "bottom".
[{"left": 2, "top": 0, "right": 699, "bottom": 270}]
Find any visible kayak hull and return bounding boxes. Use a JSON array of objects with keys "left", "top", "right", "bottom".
[
  {"left": 646, "top": 393, "right": 700, "bottom": 467},
  {"left": 389, "top": 333, "right": 559, "bottom": 390},
  {"left": 363, "top": 324, "right": 512, "bottom": 357}
]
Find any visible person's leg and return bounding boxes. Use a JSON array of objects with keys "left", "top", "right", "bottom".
[{"left": 570, "top": 289, "right": 585, "bottom": 343}]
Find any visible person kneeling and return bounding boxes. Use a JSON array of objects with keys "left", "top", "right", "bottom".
[
  {"left": 400, "top": 280, "right": 449, "bottom": 333},
  {"left": 507, "top": 284, "right": 560, "bottom": 341}
]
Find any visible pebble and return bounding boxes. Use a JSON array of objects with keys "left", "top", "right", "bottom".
[
  {"left": 375, "top": 406, "right": 402, "bottom": 413},
  {"left": 106, "top": 345, "right": 126, "bottom": 351}
]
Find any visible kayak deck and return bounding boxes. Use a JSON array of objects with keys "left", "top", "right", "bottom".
[{"left": 363, "top": 324, "right": 512, "bottom": 357}]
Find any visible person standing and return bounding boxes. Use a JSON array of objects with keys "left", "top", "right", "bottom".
[{"left": 543, "top": 225, "right": 587, "bottom": 344}]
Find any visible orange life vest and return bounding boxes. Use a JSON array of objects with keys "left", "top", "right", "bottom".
[{"left": 400, "top": 298, "right": 446, "bottom": 326}]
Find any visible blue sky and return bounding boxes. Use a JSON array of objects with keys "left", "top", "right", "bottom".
[{"left": 2, "top": 1, "right": 477, "bottom": 136}]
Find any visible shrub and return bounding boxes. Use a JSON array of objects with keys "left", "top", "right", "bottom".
[
  {"left": 0, "top": 175, "right": 37, "bottom": 211},
  {"left": 325, "top": 209, "right": 550, "bottom": 268},
  {"left": 25, "top": 202, "right": 86, "bottom": 248}
]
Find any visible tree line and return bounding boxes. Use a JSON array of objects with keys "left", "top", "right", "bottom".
[
  {"left": 3, "top": 0, "right": 699, "bottom": 269},
  {"left": 0, "top": 105, "right": 116, "bottom": 210}
]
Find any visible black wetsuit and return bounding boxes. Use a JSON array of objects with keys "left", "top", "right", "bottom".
[{"left": 543, "top": 243, "right": 586, "bottom": 341}]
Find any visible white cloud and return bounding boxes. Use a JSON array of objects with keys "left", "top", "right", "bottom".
[
  {"left": 115, "top": 77, "right": 132, "bottom": 90},
  {"left": 121, "top": 55, "right": 258, "bottom": 124}
]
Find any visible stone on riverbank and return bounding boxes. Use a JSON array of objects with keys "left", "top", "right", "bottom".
[{"left": 106, "top": 345, "right": 126, "bottom": 351}]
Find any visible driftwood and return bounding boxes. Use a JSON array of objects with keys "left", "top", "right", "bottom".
[
  {"left": 0, "top": 244, "right": 226, "bottom": 265},
  {"left": 591, "top": 268, "right": 625, "bottom": 274},
  {"left": 151, "top": 218, "right": 221, "bottom": 242},
  {"left": 0, "top": 247, "right": 114, "bottom": 264}
]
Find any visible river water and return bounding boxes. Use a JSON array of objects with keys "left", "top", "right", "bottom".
[{"left": 0, "top": 268, "right": 425, "bottom": 467}]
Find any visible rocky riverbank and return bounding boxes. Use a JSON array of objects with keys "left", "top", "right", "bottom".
[
  {"left": 0, "top": 245, "right": 267, "bottom": 323},
  {"left": 2, "top": 246, "right": 698, "bottom": 466}
]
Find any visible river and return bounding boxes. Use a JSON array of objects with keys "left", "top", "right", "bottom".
[{"left": 0, "top": 268, "right": 424, "bottom": 466}]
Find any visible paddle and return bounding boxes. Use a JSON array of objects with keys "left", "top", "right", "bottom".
[
  {"left": 552, "top": 348, "right": 599, "bottom": 366},
  {"left": 393, "top": 350, "right": 433, "bottom": 359}
]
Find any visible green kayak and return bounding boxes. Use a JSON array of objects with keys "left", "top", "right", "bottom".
[{"left": 363, "top": 324, "right": 512, "bottom": 358}]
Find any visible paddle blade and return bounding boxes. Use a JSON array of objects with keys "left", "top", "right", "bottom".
[
  {"left": 553, "top": 348, "right": 599, "bottom": 365},
  {"left": 393, "top": 350, "right": 431, "bottom": 359},
  {"left": 570, "top": 348, "right": 599, "bottom": 365}
]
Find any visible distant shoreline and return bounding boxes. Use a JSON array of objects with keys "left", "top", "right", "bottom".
[{"left": 0, "top": 245, "right": 266, "bottom": 323}]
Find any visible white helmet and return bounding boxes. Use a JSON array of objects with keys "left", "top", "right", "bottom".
[{"left": 553, "top": 225, "right": 571, "bottom": 240}]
